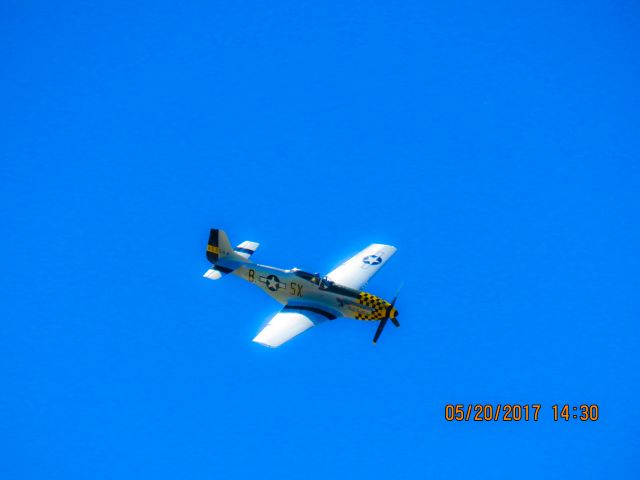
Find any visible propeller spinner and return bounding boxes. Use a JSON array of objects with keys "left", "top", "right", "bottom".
[{"left": 372, "top": 294, "right": 400, "bottom": 344}]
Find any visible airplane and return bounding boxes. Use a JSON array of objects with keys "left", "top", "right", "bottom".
[{"left": 203, "top": 228, "right": 400, "bottom": 347}]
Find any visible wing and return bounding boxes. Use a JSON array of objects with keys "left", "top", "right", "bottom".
[
  {"left": 326, "top": 243, "right": 397, "bottom": 289},
  {"left": 252, "top": 306, "right": 330, "bottom": 348}
]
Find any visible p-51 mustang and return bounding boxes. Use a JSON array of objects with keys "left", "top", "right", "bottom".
[{"left": 203, "top": 229, "right": 401, "bottom": 347}]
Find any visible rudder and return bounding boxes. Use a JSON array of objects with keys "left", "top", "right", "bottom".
[{"left": 206, "top": 228, "right": 240, "bottom": 263}]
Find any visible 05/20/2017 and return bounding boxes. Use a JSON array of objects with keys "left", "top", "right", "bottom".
[{"left": 445, "top": 404, "right": 540, "bottom": 422}]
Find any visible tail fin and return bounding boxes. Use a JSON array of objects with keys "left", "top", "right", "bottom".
[
  {"left": 204, "top": 228, "right": 252, "bottom": 280},
  {"left": 206, "top": 229, "right": 249, "bottom": 263}
]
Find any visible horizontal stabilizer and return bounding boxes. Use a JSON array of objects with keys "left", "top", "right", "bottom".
[
  {"left": 203, "top": 264, "right": 235, "bottom": 280},
  {"left": 203, "top": 268, "right": 223, "bottom": 280},
  {"left": 234, "top": 241, "right": 260, "bottom": 259}
]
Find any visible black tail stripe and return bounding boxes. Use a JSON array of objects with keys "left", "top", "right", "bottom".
[
  {"left": 208, "top": 229, "right": 219, "bottom": 247},
  {"left": 206, "top": 229, "right": 220, "bottom": 263}
]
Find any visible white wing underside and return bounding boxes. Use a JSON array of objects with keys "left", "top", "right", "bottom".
[
  {"left": 326, "top": 243, "right": 397, "bottom": 290},
  {"left": 253, "top": 309, "right": 327, "bottom": 348}
]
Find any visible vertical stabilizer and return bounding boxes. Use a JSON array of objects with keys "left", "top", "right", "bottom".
[
  {"left": 205, "top": 229, "right": 251, "bottom": 273},
  {"left": 206, "top": 228, "right": 237, "bottom": 263}
]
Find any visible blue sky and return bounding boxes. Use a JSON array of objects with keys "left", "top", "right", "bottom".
[{"left": 2, "top": 1, "right": 639, "bottom": 478}]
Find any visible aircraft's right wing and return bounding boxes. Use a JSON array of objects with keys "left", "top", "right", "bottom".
[
  {"left": 326, "top": 243, "right": 397, "bottom": 290},
  {"left": 252, "top": 306, "right": 335, "bottom": 348}
]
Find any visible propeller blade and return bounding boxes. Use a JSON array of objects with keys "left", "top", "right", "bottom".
[
  {"left": 389, "top": 285, "right": 402, "bottom": 309},
  {"left": 388, "top": 293, "right": 400, "bottom": 327},
  {"left": 371, "top": 284, "right": 402, "bottom": 344},
  {"left": 391, "top": 282, "right": 404, "bottom": 303},
  {"left": 372, "top": 317, "right": 388, "bottom": 344}
]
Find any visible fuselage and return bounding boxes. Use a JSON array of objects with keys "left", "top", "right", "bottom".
[{"left": 232, "top": 263, "right": 398, "bottom": 322}]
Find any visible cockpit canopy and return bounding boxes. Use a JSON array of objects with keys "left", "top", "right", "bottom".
[{"left": 291, "top": 268, "right": 334, "bottom": 289}]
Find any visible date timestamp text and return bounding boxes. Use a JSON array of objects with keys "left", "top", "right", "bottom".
[{"left": 444, "top": 404, "right": 599, "bottom": 422}]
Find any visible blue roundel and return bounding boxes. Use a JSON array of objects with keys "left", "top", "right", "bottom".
[
  {"left": 363, "top": 255, "right": 382, "bottom": 265},
  {"left": 266, "top": 274, "right": 281, "bottom": 291}
]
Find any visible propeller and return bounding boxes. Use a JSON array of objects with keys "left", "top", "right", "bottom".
[{"left": 372, "top": 292, "right": 401, "bottom": 344}]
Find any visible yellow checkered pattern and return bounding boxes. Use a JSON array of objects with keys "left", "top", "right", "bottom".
[{"left": 355, "top": 292, "right": 390, "bottom": 320}]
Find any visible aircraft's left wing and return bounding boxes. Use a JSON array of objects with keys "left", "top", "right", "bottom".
[
  {"left": 326, "top": 243, "right": 397, "bottom": 290},
  {"left": 253, "top": 306, "right": 333, "bottom": 348}
]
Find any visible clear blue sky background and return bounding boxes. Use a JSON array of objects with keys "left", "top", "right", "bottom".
[{"left": 2, "top": 1, "right": 639, "bottom": 478}]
